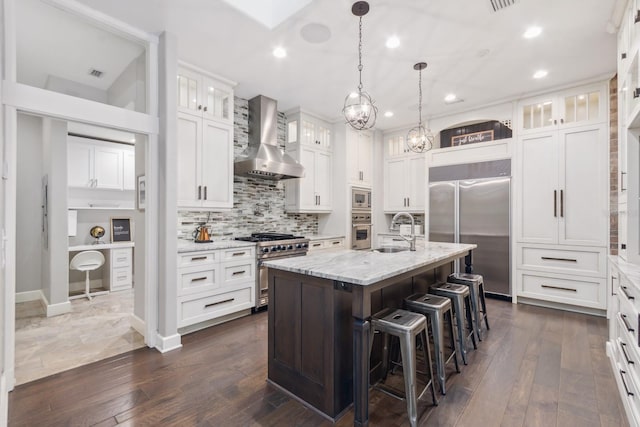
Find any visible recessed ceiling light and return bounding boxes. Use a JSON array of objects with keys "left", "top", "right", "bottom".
[
  {"left": 384, "top": 111, "right": 394, "bottom": 118},
  {"left": 523, "top": 26, "right": 542, "bottom": 39},
  {"left": 533, "top": 69, "right": 548, "bottom": 79},
  {"left": 444, "top": 93, "right": 457, "bottom": 103},
  {"left": 386, "top": 36, "right": 400, "bottom": 49},
  {"left": 273, "top": 46, "right": 287, "bottom": 58}
]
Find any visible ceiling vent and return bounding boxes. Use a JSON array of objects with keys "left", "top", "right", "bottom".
[
  {"left": 88, "top": 69, "right": 104, "bottom": 78},
  {"left": 489, "top": 0, "right": 516, "bottom": 12}
]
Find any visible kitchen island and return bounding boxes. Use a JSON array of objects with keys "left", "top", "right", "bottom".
[{"left": 263, "top": 242, "right": 476, "bottom": 427}]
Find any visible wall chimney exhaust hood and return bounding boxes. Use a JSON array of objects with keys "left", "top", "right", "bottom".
[{"left": 234, "top": 95, "right": 305, "bottom": 180}]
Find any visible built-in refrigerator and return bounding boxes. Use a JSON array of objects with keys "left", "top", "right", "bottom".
[{"left": 429, "top": 160, "right": 511, "bottom": 297}]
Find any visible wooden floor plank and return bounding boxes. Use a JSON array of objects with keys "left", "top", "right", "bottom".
[{"left": 7, "top": 299, "right": 628, "bottom": 427}]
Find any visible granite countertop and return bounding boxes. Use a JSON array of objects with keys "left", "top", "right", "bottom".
[
  {"left": 177, "top": 240, "right": 256, "bottom": 253},
  {"left": 263, "top": 241, "right": 476, "bottom": 286},
  {"left": 610, "top": 255, "right": 640, "bottom": 286},
  {"left": 306, "top": 234, "right": 346, "bottom": 241},
  {"left": 378, "top": 232, "right": 426, "bottom": 238}
]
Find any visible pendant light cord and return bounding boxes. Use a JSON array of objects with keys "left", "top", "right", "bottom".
[
  {"left": 418, "top": 68, "right": 423, "bottom": 127},
  {"left": 358, "top": 16, "right": 363, "bottom": 92}
]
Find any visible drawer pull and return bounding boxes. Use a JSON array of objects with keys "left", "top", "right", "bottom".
[
  {"left": 312, "top": 243, "right": 322, "bottom": 247},
  {"left": 620, "top": 340, "right": 635, "bottom": 365},
  {"left": 232, "top": 270, "right": 246, "bottom": 276},
  {"left": 622, "top": 286, "right": 635, "bottom": 301},
  {"left": 540, "top": 256, "right": 577, "bottom": 263},
  {"left": 621, "top": 313, "right": 635, "bottom": 333},
  {"left": 205, "top": 298, "right": 234, "bottom": 308},
  {"left": 191, "top": 256, "right": 208, "bottom": 261},
  {"left": 541, "top": 284, "right": 577, "bottom": 292},
  {"left": 116, "top": 257, "right": 127, "bottom": 262},
  {"left": 191, "top": 276, "right": 208, "bottom": 282},
  {"left": 620, "top": 369, "right": 635, "bottom": 397},
  {"left": 232, "top": 252, "right": 246, "bottom": 257},
  {"left": 332, "top": 241, "right": 341, "bottom": 245}
]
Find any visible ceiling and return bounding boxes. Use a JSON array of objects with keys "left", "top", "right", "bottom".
[{"left": 62, "top": 0, "right": 620, "bottom": 129}]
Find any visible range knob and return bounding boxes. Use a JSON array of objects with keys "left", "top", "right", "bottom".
[
  {"left": 271, "top": 246, "right": 278, "bottom": 251},
  {"left": 302, "top": 243, "right": 308, "bottom": 248},
  {"left": 296, "top": 243, "right": 302, "bottom": 249},
  {"left": 276, "top": 245, "right": 284, "bottom": 250},
  {"left": 262, "top": 247, "right": 270, "bottom": 253},
  {"left": 287, "top": 245, "right": 293, "bottom": 250}
]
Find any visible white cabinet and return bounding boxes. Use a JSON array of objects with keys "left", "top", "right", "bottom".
[
  {"left": 67, "top": 136, "right": 133, "bottom": 191},
  {"left": 104, "top": 247, "right": 133, "bottom": 291},
  {"left": 307, "top": 237, "right": 345, "bottom": 252},
  {"left": 518, "top": 83, "right": 606, "bottom": 134},
  {"left": 177, "top": 113, "right": 233, "bottom": 210},
  {"left": 284, "top": 109, "right": 333, "bottom": 213},
  {"left": 517, "top": 124, "right": 608, "bottom": 247},
  {"left": 347, "top": 127, "right": 373, "bottom": 186},
  {"left": 177, "top": 246, "right": 255, "bottom": 330},
  {"left": 177, "top": 65, "right": 234, "bottom": 124},
  {"left": 384, "top": 138, "right": 425, "bottom": 213}
]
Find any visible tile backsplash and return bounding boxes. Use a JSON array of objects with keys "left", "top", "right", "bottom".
[{"left": 177, "top": 97, "right": 318, "bottom": 240}]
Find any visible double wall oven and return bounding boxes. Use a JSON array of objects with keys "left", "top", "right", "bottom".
[
  {"left": 351, "top": 188, "right": 372, "bottom": 250},
  {"left": 236, "top": 233, "right": 309, "bottom": 309}
]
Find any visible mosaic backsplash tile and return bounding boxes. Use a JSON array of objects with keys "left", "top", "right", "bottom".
[{"left": 178, "top": 97, "right": 318, "bottom": 240}]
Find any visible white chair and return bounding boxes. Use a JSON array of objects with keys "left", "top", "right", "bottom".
[{"left": 69, "top": 250, "right": 106, "bottom": 301}]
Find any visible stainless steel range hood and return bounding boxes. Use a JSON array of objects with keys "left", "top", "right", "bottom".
[{"left": 234, "top": 95, "right": 305, "bottom": 180}]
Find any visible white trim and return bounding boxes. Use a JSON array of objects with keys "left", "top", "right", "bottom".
[
  {"left": 2, "top": 82, "right": 159, "bottom": 135},
  {"left": 178, "top": 60, "right": 237, "bottom": 88},
  {"left": 14, "top": 290, "right": 44, "bottom": 303},
  {"left": 145, "top": 134, "right": 158, "bottom": 349},
  {"left": 45, "top": 300, "right": 72, "bottom": 317},
  {"left": 154, "top": 333, "right": 182, "bottom": 353},
  {"left": 41, "top": 0, "right": 159, "bottom": 44},
  {"left": 129, "top": 313, "right": 146, "bottom": 338},
  {"left": 0, "top": 374, "right": 7, "bottom": 426},
  {"left": 517, "top": 296, "right": 606, "bottom": 317}
]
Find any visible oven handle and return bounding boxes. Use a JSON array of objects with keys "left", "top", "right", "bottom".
[{"left": 352, "top": 224, "right": 372, "bottom": 227}]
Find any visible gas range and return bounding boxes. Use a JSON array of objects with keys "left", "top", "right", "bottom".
[
  {"left": 235, "top": 233, "right": 309, "bottom": 260},
  {"left": 235, "top": 233, "right": 309, "bottom": 309}
]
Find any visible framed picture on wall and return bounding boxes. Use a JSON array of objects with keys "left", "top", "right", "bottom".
[
  {"left": 111, "top": 218, "right": 131, "bottom": 242},
  {"left": 137, "top": 175, "right": 146, "bottom": 211}
]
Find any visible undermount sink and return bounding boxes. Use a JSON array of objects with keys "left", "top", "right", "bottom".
[{"left": 372, "top": 247, "right": 409, "bottom": 253}]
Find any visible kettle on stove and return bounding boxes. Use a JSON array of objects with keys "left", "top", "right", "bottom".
[{"left": 193, "top": 224, "right": 211, "bottom": 243}]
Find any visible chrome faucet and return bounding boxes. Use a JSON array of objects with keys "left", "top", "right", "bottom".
[{"left": 391, "top": 212, "right": 416, "bottom": 251}]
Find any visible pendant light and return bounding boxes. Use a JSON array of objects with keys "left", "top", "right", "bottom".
[
  {"left": 406, "top": 62, "right": 434, "bottom": 153},
  {"left": 342, "top": 1, "right": 377, "bottom": 131}
]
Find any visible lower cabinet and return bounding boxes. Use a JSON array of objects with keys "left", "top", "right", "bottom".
[
  {"left": 177, "top": 246, "right": 255, "bottom": 329},
  {"left": 609, "top": 258, "right": 640, "bottom": 427},
  {"left": 104, "top": 247, "right": 133, "bottom": 291},
  {"left": 516, "top": 243, "right": 607, "bottom": 310},
  {"left": 307, "top": 237, "right": 345, "bottom": 252}
]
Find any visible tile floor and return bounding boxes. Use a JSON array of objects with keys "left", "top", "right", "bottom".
[{"left": 14, "top": 289, "right": 145, "bottom": 385}]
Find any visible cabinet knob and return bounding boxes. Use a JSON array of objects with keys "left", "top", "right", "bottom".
[
  {"left": 635, "top": 10, "right": 640, "bottom": 23},
  {"left": 203, "top": 106, "right": 208, "bottom": 112},
  {"left": 622, "top": 52, "right": 627, "bottom": 60},
  {"left": 198, "top": 105, "right": 203, "bottom": 110},
  {"left": 634, "top": 88, "right": 640, "bottom": 99}
]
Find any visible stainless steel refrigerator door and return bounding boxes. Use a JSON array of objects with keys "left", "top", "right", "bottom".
[
  {"left": 429, "top": 181, "right": 456, "bottom": 243},
  {"left": 459, "top": 178, "right": 511, "bottom": 296}
]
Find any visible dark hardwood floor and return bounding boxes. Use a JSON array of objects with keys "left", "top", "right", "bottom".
[{"left": 8, "top": 299, "right": 629, "bottom": 426}]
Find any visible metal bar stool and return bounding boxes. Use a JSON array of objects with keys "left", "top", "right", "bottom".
[
  {"left": 448, "top": 273, "right": 490, "bottom": 340},
  {"left": 429, "top": 283, "right": 478, "bottom": 358},
  {"left": 404, "top": 293, "right": 461, "bottom": 395},
  {"left": 370, "top": 308, "right": 438, "bottom": 427}
]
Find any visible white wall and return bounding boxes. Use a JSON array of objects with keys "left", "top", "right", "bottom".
[
  {"left": 41, "top": 118, "right": 69, "bottom": 306},
  {"left": 108, "top": 53, "right": 146, "bottom": 113},
  {"left": 16, "top": 113, "right": 43, "bottom": 293},
  {"left": 68, "top": 208, "right": 135, "bottom": 247},
  {"left": 45, "top": 75, "right": 108, "bottom": 104}
]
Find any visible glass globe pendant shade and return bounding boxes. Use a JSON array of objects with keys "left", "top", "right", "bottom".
[
  {"left": 407, "top": 125, "right": 434, "bottom": 153},
  {"left": 343, "top": 90, "right": 377, "bottom": 131}
]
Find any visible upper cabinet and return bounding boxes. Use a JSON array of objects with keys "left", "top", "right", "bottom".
[
  {"left": 284, "top": 109, "right": 333, "bottom": 213},
  {"left": 67, "top": 136, "right": 134, "bottom": 191},
  {"left": 384, "top": 135, "right": 425, "bottom": 213},
  {"left": 177, "top": 64, "right": 234, "bottom": 124},
  {"left": 518, "top": 84, "right": 606, "bottom": 134},
  {"left": 176, "top": 63, "right": 236, "bottom": 211},
  {"left": 346, "top": 127, "right": 373, "bottom": 187}
]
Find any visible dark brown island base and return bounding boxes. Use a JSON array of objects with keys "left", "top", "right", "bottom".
[{"left": 263, "top": 242, "right": 476, "bottom": 427}]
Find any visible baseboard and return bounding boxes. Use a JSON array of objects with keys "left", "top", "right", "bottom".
[
  {"left": 129, "top": 313, "right": 145, "bottom": 338},
  {"left": 15, "top": 290, "right": 45, "bottom": 304},
  {"left": 1, "top": 373, "right": 7, "bottom": 427},
  {"left": 46, "top": 300, "right": 72, "bottom": 317},
  {"left": 154, "top": 333, "right": 182, "bottom": 353},
  {"left": 517, "top": 296, "right": 606, "bottom": 317},
  {"left": 177, "top": 309, "right": 251, "bottom": 335}
]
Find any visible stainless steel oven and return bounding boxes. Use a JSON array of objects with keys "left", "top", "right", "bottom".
[
  {"left": 352, "top": 188, "right": 371, "bottom": 209},
  {"left": 351, "top": 211, "right": 372, "bottom": 250}
]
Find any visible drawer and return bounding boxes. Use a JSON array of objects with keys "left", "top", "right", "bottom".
[
  {"left": 308, "top": 240, "right": 326, "bottom": 251},
  {"left": 616, "top": 312, "right": 640, "bottom": 370},
  {"left": 178, "top": 251, "right": 217, "bottom": 268},
  {"left": 178, "top": 286, "right": 253, "bottom": 327},
  {"left": 110, "top": 266, "right": 132, "bottom": 290},
  {"left": 221, "top": 260, "right": 254, "bottom": 286},
  {"left": 620, "top": 274, "right": 640, "bottom": 313},
  {"left": 179, "top": 266, "right": 220, "bottom": 296},
  {"left": 518, "top": 246, "right": 606, "bottom": 278},
  {"left": 326, "top": 238, "right": 344, "bottom": 249},
  {"left": 619, "top": 293, "right": 640, "bottom": 347},
  {"left": 519, "top": 271, "right": 606, "bottom": 309},
  {"left": 112, "top": 248, "right": 132, "bottom": 268},
  {"left": 222, "top": 247, "right": 254, "bottom": 262}
]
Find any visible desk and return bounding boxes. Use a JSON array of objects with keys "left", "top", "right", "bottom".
[{"left": 68, "top": 242, "right": 135, "bottom": 293}]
